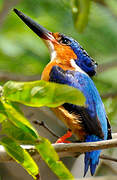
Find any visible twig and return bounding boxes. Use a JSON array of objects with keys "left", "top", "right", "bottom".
[
  {"left": 78, "top": 176, "right": 117, "bottom": 180},
  {"left": 0, "top": 72, "right": 41, "bottom": 82},
  {"left": 100, "top": 154, "right": 117, "bottom": 162},
  {"left": 92, "top": 0, "right": 107, "bottom": 6},
  {"left": 0, "top": 0, "right": 21, "bottom": 27},
  {"left": 98, "top": 60, "right": 117, "bottom": 74},
  {"left": 33, "top": 120, "right": 81, "bottom": 143},
  {"left": 101, "top": 92, "right": 117, "bottom": 99},
  {"left": 33, "top": 120, "right": 60, "bottom": 138},
  {"left": 0, "top": 60, "right": 117, "bottom": 82},
  {"left": 92, "top": 0, "right": 117, "bottom": 20},
  {"left": 0, "top": 61, "right": 117, "bottom": 101},
  {"left": 0, "top": 71, "right": 117, "bottom": 102}
]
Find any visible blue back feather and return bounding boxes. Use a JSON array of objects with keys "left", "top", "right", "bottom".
[
  {"left": 84, "top": 135, "right": 101, "bottom": 176},
  {"left": 50, "top": 66, "right": 108, "bottom": 175},
  {"left": 68, "top": 70, "right": 107, "bottom": 175}
]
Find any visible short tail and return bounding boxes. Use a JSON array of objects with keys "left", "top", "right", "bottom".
[{"left": 84, "top": 135, "right": 101, "bottom": 176}]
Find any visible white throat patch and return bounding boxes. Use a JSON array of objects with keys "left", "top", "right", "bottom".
[
  {"left": 46, "top": 40, "right": 57, "bottom": 61},
  {"left": 70, "top": 59, "right": 87, "bottom": 75}
]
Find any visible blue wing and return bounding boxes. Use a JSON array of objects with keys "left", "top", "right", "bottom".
[
  {"left": 49, "top": 65, "right": 111, "bottom": 175},
  {"left": 49, "top": 65, "right": 109, "bottom": 139}
]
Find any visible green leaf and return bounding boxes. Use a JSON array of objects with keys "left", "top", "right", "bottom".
[
  {"left": 1, "top": 100, "right": 39, "bottom": 142},
  {"left": 0, "top": 101, "right": 75, "bottom": 179},
  {"left": 0, "top": 113, "right": 7, "bottom": 123},
  {"left": 35, "top": 137, "right": 75, "bottom": 180},
  {"left": 1, "top": 103, "right": 75, "bottom": 180},
  {"left": 3, "top": 80, "right": 85, "bottom": 107},
  {"left": 71, "top": 0, "right": 90, "bottom": 33},
  {"left": 0, "top": 101, "right": 7, "bottom": 115},
  {"left": 0, "top": 137, "right": 39, "bottom": 179},
  {"left": 0, "top": 102, "right": 7, "bottom": 123},
  {"left": 1, "top": 120, "right": 36, "bottom": 144}
]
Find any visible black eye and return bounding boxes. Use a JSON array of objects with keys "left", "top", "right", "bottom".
[{"left": 59, "top": 38, "right": 71, "bottom": 45}]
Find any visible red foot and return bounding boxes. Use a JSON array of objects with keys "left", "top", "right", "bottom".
[{"left": 55, "top": 130, "right": 72, "bottom": 144}]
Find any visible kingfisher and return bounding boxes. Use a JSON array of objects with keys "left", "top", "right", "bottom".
[{"left": 14, "top": 9, "right": 112, "bottom": 176}]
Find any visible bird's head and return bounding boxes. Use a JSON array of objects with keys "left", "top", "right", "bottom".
[{"left": 14, "top": 9, "right": 97, "bottom": 76}]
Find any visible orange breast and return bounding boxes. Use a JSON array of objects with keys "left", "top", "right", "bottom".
[
  {"left": 41, "top": 61, "right": 56, "bottom": 81},
  {"left": 41, "top": 60, "right": 75, "bottom": 81}
]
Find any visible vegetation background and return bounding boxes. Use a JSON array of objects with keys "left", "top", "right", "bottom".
[{"left": 0, "top": 0, "right": 117, "bottom": 179}]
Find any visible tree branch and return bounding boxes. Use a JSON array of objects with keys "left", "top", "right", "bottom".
[
  {"left": 98, "top": 60, "right": 117, "bottom": 74},
  {"left": 0, "top": 0, "right": 21, "bottom": 27},
  {"left": 0, "top": 133, "right": 117, "bottom": 162},
  {"left": 79, "top": 176, "right": 117, "bottom": 180},
  {"left": 0, "top": 72, "right": 41, "bottom": 82},
  {"left": 0, "top": 60, "right": 116, "bottom": 82},
  {"left": 54, "top": 136, "right": 117, "bottom": 155},
  {"left": 92, "top": 0, "right": 107, "bottom": 6},
  {"left": 100, "top": 154, "right": 117, "bottom": 162},
  {"left": 101, "top": 92, "right": 117, "bottom": 99},
  {"left": 33, "top": 120, "right": 60, "bottom": 138}
]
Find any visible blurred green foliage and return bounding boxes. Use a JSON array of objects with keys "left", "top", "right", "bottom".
[
  {"left": 0, "top": 0, "right": 117, "bottom": 74},
  {"left": 0, "top": 0, "right": 117, "bottom": 178},
  {"left": 1, "top": 0, "right": 117, "bottom": 123},
  {"left": 0, "top": 0, "right": 117, "bottom": 134},
  {"left": 72, "top": 0, "right": 90, "bottom": 33},
  {"left": 0, "top": 0, "right": 117, "bottom": 123}
]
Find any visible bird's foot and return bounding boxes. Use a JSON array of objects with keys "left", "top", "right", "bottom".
[{"left": 55, "top": 130, "right": 72, "bottom": 143}]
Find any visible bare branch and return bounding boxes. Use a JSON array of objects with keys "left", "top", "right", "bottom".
[
  {"left": 0, "top": 133, "right": 117, "bottom": 162},
  {"left": 79, "top": 176, "right": 117, "bottom": 180},
  {"left": 100, "top": 154, "right": 117, "bottom": 162},
  {"left": 0, "top": 0, "right": 21, "bottom": 27},
  {"left": 0, "top": 70, "right": 117, "bottom": 101},
  {"left": 0, "top": 72, "right": 41, "bottom": 82},
  {"left": 92, "top": 0, "right": 117, "bottom": 20},
  {"left": 33, "top": 120, "right": 60, "bottom": 138},
  {"left": 0, "top": 60, "right": 117, "bottom": 101},
  {"left": 54, "top": 136, "right": 117, "bottom": 155},
  {"left": 98, "top": 60, "right": 117, "bottom": 74},
  {"left": 101, "top": 92, "right": 117, "bottom": 99},
  {"left": 0, "top": 59, "right": 117, "bottom": 82},
  {"left": 92, "top": 0, "right": 107, "bottom": 6}
]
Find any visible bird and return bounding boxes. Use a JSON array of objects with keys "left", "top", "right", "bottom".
[{"left": 14, "top": 9, "right": 112, "bottom": 176}]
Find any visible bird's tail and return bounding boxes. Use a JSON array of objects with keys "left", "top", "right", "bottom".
[{"left": 84, "top": 135, "right": 101, "bottom": 176}]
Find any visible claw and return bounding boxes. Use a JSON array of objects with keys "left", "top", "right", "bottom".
[{"left": 55, "top": 130, "right": 72, "bottom": 144}]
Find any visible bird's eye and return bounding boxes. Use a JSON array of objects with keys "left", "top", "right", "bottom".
[{"left": 59, "top": 38, "right": 71, "bottom": 45}]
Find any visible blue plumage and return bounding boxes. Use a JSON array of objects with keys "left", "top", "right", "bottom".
[
  {"left": 50, "top": 65, "right": 108, "bottom": 175},
  {"left": 70, "top": 40, "right": 98, "bottom": 76},
  {"left": 84, "top": 135, "right": 101, "bottom": 176},
  {"left": 59, "top": 34, "right": 98, "bottom": 76},
  {"left": 50, "top": 66, "right": 108, "bottom": 137}
]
